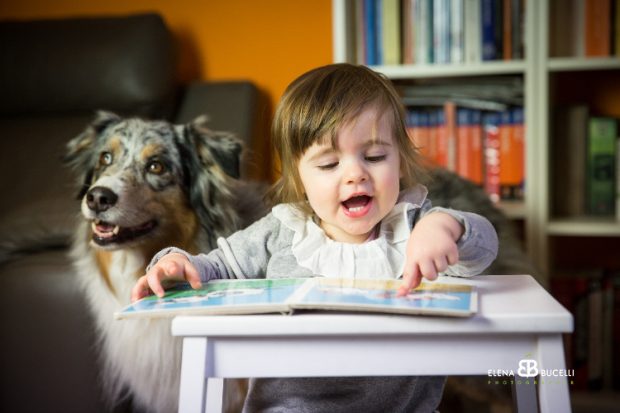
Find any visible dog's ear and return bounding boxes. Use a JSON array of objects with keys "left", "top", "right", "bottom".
[
  {"left": 64, "top": 111, "right": 121, "bottom": 199},
  {"left": 185, "top": 115, "right": 243, "bottom": 179},
  {"left": 175, "top": 116, "right": 244, "bottom": 247}
]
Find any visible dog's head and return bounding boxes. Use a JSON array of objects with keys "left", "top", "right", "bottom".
[{"left": 65, "top": 111, "right": 244, "bottom": 251}]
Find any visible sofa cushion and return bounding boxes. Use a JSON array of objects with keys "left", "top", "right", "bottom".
[{"left": 0, "top": 13, "right": 177, "bottom": 118}]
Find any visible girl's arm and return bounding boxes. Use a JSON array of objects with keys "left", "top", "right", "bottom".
[{"left": 399, "top": 202, "right": 498, "bottom": 294}]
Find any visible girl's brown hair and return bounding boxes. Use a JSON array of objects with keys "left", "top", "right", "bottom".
[{"left": 269, "top": 63, "right": 426, "bottom": 213}]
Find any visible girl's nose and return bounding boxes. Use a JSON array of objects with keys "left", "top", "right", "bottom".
[{"left": 344, "top": 159, "right": 368, "bottom": 184}]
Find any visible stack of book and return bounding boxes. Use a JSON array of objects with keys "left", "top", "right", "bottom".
[
  {"left": 352, "top": 0, "right": 525, "bottom": 66},
  {"left": 402, "top": 77, "right": 525, "bottom": 202}
]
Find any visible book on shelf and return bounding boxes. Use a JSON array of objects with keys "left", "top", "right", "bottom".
[
  {"left": 587, "top": 117, "right": 617, "bottom": 216},
  {"left": 505, "top": 0, "right": 524, "bottom": 59},
  {"left": 549, "top": 0, "right": 584, "bottom": 57},
  {"left": 456, "top": 107, "right": 484, "bottom": 185},
  {"left": 433, "top": 0, "right": 452, "bottom": 64},
  {"left": 551, "top": 105, "right": 589, "bottom": 217},
  {"left": 403, "top": 0, "right": 415, "bottom": 64},
  {"left": 115, "top": 277, "right": 478, "bottom": 319},
  {"left": 364, "top": 0, "right": 379, "bottom": 65},
  {"left": 502, "top": 0, "right": 512, "bottom": 60},
  {"left": 382, "top": 0, "right": 401, "bottom": 65},
  {"left": 464, "top": 0, "right": 482, "bottom": 62},
  {"left": 415, "top": 0, "right": 434, "bottom": 64},
  {"left": 483, "top": 111, "right": 501, "bottom": 203},
  {"left": 499, "top": 107, "right": 525, "bottom": 200},
  {"left": 585, "top": 0, "right": 611, "bottom": 57},
  {"left": 451, "top": 0, "right": 465, "bottom": 63},
  {"left": 481, "top": 0, "right": 503, "bottom": 60}
]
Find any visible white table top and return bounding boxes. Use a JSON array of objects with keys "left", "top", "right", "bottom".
[{"left": 171, "top": 275, "right": 573, "bottom": 337}]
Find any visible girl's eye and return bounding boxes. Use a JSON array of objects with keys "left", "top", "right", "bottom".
[
  {"left": 366, "top": 155, "right": 387, "bottom": 163},
  {"left": 147, "top": 160, "right": 166, "bottom": 175},
  {"left": 99, "top": 152, "right": 113, "bottom": 166},
  {"left": 318, "top": 162, "right": 338, "bottom": 170}
]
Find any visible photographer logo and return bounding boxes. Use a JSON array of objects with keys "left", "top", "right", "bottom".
[{"left": 517, "top": 359, "right": 538, "bottom": 378}]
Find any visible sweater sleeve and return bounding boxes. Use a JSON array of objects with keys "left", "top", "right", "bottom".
[
  {"left": 147, "top": 212, "right": 291, "bottom": 282},
  {"left": 411, "top": 199, "right": 499, "bottom": 277}
]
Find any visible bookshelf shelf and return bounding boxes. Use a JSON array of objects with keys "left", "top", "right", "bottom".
[
  {"left": 497, "top": 200, "right": 526, "bottom": 219},
  {"left": 548, "top": 57, "right": 620, "bottom": 72},
  {"left": 368, "top": 61, "right": 527, "bottom": 79},
  {"left": 547, "top": 219, "right": 620, "bottom": 237}
]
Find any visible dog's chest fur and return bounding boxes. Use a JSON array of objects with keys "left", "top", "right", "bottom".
[{"left": 72, "top": 222, "right": 184, "bottom": 413}]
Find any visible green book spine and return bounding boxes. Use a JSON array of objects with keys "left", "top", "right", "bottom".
[{"left": 587, "top": 117, "right": 617, "bottom": 215}]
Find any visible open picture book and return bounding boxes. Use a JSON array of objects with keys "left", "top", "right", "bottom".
[{"left": 116, "top": 277, "right": 477, "bottom": 319}]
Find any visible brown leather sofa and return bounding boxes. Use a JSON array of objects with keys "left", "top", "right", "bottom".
[{"left": 0, "top": 13, "right": 260, "bottom": 412}]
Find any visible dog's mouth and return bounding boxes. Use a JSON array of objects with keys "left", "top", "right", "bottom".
[{"left": 91, "top": 219, "right": 158, "bottom": 246}]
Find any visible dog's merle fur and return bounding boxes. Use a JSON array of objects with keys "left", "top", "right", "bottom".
[{"left": 64, "top": 111, "right": 264, "bottom": 412}]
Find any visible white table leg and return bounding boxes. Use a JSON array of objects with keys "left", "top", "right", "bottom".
[
  {"left": 512, "top": 375, "right": 538, "bottom": 413},
  {"left": 179, "top": 337, "right": 208, "bottom": 413},
  {"left": 537, "top": 334, "right": 572, "bottom": 413},
  {"left": 205, "top": 378, "right": 224, "bottom": 413}
]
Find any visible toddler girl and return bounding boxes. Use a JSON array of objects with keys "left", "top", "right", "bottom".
[{"left": 132, "top": 63, "right": 498, "bottom": 412}]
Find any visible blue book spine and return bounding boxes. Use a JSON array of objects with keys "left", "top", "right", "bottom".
[
  {"left": 375, "top": 0, "right": 383, "bottom": 65},
  {"left": 365, "top": 0, "right": 378, "bottom": 65},
  {"left": 457, "top": 107, "right": 472, "bottom": 126},
  {"left": 481, "top": 0, "right": 497, "bottom": 60}
]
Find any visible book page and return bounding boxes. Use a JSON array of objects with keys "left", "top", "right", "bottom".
[
  {"left": 115, "top": 278, "right": 308, "bottom": 319},
  {"left": 291, "top": 278, "right": 477, "bottom": 317}
]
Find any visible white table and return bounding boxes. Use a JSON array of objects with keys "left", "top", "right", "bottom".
[{"left": 172, "top": 275, "right": 573, "bottom": 413}]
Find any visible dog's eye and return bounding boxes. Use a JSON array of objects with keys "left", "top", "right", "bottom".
[
  {"left": 147, "top": 160, "right": 166, "bottom": 175},
  {"left": 99, "top": 152, "right": 113, "bottom": 166}
]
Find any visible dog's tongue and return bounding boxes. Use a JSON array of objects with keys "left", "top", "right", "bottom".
[
  {"left": 92, "top": 221, "right": 118, "bottom": 238},
  {"left": 343, "top": 195, "right": 370, "bottom": 209}
]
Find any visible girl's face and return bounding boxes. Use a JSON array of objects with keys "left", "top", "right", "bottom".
[{"left": 297, "top": 106, "right": 401, "bottom": 243}]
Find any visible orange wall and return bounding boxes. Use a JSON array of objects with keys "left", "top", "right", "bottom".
[{"left": 0, "top": 0, "right": 334, "bottom": 180}]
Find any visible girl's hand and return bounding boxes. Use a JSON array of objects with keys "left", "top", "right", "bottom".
[
  {"left": 131, "top": 253, "right": 202, "bottom": 302},
  {"left": 398, "top": 212, "right": 464, "bottom": 296}
]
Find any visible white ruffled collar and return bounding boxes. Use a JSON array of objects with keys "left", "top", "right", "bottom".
[{"left": 271, "top": 185, "right": 428, "bottom": 278}]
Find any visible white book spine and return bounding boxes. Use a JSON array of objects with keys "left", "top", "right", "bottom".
[
  {"left": 464, "top": 0, "right": 481, "bottom": 63},
  {"left": 415, "top": 0, "right": 431, "bottom": 64},
  {"left": 450, "top": 0, "right": 465, "bottom": 63}
]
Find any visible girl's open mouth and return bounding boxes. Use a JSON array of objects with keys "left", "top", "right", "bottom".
[{"left": 342, "top": 195, "right": 372, "bottom": 218}]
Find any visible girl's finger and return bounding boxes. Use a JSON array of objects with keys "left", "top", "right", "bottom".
[
  {"left": 398, "top": 263, "right": 422, "bottom": 296},
  {"left": 184, "top": 262, "right": 202, "bottom": 289}
]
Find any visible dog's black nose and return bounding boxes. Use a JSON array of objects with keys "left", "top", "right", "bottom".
[{"left": 86, "top": 186, "right": 118, "bottom": 212}]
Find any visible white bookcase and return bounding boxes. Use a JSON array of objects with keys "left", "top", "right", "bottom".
[{"left": 332, "top": 0, "right": 620, "bottom": 283}]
